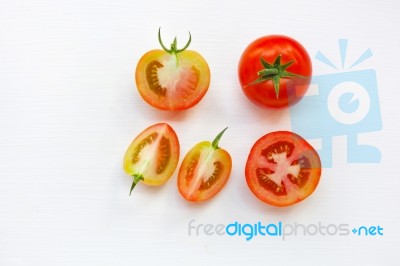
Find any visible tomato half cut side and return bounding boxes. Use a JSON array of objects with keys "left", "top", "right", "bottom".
[
  {"left": 245, "top": 131, "right": 321, "bottom": 206},
  {"left": 123, "top": 123, "right": 180, "bottom": 194},
  {"left": 135, "top": 29, "right": 210, "bottom": 111},
  {"left": 178, "top": 128, "right": 232, "bottom": 202}
]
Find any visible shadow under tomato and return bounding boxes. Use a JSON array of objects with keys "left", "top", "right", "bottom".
[
  {"left": 243, "top": 98, "right": 290, "bottom": 126},
  {"left": 136, "top": 101, "right": 201, "bottom": 123}
]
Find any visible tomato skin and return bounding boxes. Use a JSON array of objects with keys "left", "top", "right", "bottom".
[
  {"left": 123, "top": 123, "right": 179, "bottom": 190},
  {"left": 177, "top": 130, "right": 232, "bottom": 202},
  {"left": 135, "top": 49, "right": 210, "bottom": 111},
  {"left": 238, "top": 35, "right": 312, "bottom": 109},
  {"left": 245, "top": 131, "right": 321, "bottom": 207}
]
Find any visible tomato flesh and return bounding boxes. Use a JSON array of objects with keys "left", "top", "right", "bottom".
[
  {"left": 123, "top": 123, "right": 179, "bottom": 189},
  {"left": 245, "top": 131, "right": 321, "bottom": 206},
  {"left": 178, "top": 132, "right": 232, "bottom": 202},
  {"left": 238, "top": 35, "right": 312, "bottom": 109},
  {"left": 136, "top": 50, "right": 210, "bottom": 111}
]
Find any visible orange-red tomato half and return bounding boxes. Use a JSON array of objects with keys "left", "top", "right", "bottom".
[
  {"left": 123, "top": 123, "right": 180, "bottom": 194},
  {"left": 245, "top": 131, "right": 321, "bottom": 206},
  {"left": 135, "top": 30, "right": 210, "bottom": 111},
  {"left": 178, "top": 128, "right": 232, "bottom": 202}
]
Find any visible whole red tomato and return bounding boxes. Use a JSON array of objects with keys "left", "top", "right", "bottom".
[{"left": 238, "top": 35, "right": 312, "bottom": 109}]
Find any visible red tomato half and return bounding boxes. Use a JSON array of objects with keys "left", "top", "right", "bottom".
[
  {"left": 135, "top": 29, "right": 210, "bottom": 111},
  {"left": 123, "top": 123, "right": 180, "bottom": 194},
  {"left": 238, "top": 35, "right": 312, "bottom": 109},
  {"left": 178, "top": 128, "right": 232, "bottom": 202},
  {"left": 245, "top": 131, "right": 321, "bottom": 206}
]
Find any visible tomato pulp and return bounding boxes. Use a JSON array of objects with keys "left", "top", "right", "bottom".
[{"left": 245, "top": 131, "right": 321, "bottom": 206}]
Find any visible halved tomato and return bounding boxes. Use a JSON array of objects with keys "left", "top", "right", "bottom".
[
  {"left": 245, "top": 131, "right": 321, "bottom": 206},
  {"left": 178, "top": 128, "right": 232, "bottom": 202},
  {"left": 135, "top": 29, "right": 210, "bottom": 111},
  {"left": 123, "top": 123, "right": 179, "bottom": 195}
]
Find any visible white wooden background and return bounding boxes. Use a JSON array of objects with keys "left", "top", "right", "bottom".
[{"left": 1, "top": 0, "right": 399, "bottom": 265}]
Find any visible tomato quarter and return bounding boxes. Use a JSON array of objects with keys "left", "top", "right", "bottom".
[
  {"left": 123, "top": 123, "right": 180, "bottom": 195},
  {"left": 178, "top": 128, "right": 232, "bottom": 202},
  {"left": 245, "top": 131, "right": 321, "bottom": 207},
  {"left": 135, "top": 28, "right": 210, "bottom": 111},
  {"left": 238, "top": 35, "right": 312, "bottom": 109}
]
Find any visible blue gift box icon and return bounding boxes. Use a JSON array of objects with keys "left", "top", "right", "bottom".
[{"left": 289, "top": 40, "right": 382, "bottom": 168}]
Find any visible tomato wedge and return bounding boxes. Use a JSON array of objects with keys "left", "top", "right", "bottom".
[
  {"left": 135, "top": 28, "right": 210, "bottom": 111},
  {"left": 245, "top": 131, "right": 321, "bottom": 206},
  {"left": 178, "top": 128, "right": 232, "bottom": 202},
  {"left": 123, "top": 123, "right": 179, "bottom": 194}
]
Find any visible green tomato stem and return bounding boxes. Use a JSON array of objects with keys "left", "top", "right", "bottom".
[
  {"left": 212, "top": 127, "right": 228, "bottom": 150},
  {"left": 158, "top": 27, "right": 191, "bottom": 55},
  {"left": 129, "top": 174, "right": 144, "bottom": 196},
  {"left": 257, "top": 68, "right": 279, "bottom": 76}
]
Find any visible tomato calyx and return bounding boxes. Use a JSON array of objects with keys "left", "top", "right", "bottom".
[
  {"left": 212, "top": 127, "right": 228, "bottom": 150},
  {"left": 158, "top": 27, "right": 192, "bottom": 56},
  {"left": 130, "top": 174, "right": 144, "bottom": 196},
  {"left": 246, "top": 55, "right": 303, "bottom": 99}
]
